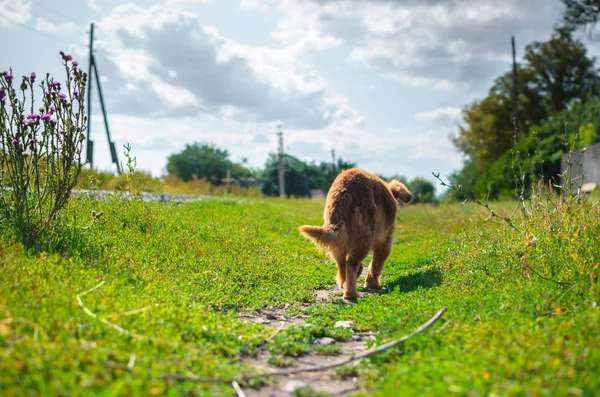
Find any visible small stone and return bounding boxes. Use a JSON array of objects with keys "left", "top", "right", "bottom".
[
  {"left": 312, "top": 337, "right": 336, "bottom": 345},
  {"left": 253, "top": 318, "right": 270, "bottom": 324},
  {"left": 334, "top": 320, "right": 353, "bottom": 329},
  {"left": 281, "top": 380, "right": 307, "bottom": 392}
]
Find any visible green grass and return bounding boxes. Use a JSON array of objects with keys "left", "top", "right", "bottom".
[{"left": 1, "top": 193, "right": 599, "bottom": 396}]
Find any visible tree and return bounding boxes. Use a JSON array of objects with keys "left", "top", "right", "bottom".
[
  {"left": 166, "top": 142, "right": 251, "bottom": 185},
  {"left": 408, "top": 178, "right": 437, "bottom": 204},
  {"left": 259, "top": 154, "right": 356, "bottom": 197},
  {"left": 563, "top": 0, "right": 600, "bottom": 33},
  {"left": 260, "top": 154, "right": 311, "bottom": 197},
  {"left": 453, "top": 26, "right": 600, "bottom": 167},
  {"left": 524, "top": 27, "right": 600, "bottom": 114}
]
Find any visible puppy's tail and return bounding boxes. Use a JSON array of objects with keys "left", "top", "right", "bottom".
[
  {"left": 388, "top": 180, "right": 413, "bottom": 204},
  {"left": 298, "top": 223, "right": 344, "bottom": 250}
]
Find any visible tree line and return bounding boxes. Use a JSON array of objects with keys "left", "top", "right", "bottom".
[{"left": 165, "top": 142, "right": 437, "bottom": 203}]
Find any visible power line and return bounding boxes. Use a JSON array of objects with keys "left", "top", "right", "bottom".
[
  {"left": 34, "top": 2, "right": 81, "bottom": 25},
  {"left": 0, "top": 15, "right": 71, "bottom": 45}
]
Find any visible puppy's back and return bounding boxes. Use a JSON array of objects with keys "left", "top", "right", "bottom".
[{"left": 324, "top": 169, "right": 394, "bottom": 224}]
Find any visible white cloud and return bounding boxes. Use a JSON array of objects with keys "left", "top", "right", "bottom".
[
  {"left": 415, "top": 106, "right": 463, "bottom": 125},
  {"left": 0, "top": 0, "right": 31, "bottom": 27},
  {"left": 267, "top": 0, "right": 564, "bottom": 93},
  {"left": 87, "top": 3, "right": 362, "bottom": 129},
  {"left": 86, "top": 0, "right": 101, "bottom": 11},
  {"left": 35, "top": 17, "right": 81, "bottom": 38},
  {"left": 240, "top": 0, "right": 271, "bottom": 13}
]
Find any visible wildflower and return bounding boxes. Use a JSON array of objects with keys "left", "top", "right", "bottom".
[
  {"left": 26, "top": 113, "right": 38, "bottom": 120},
  {"left": 11, "top": 138, "right": 18, "bottom": 147},
  {"left": 4, "top": 73, "right": 13, "bottom": 81},
  {"left": 73, "top": 90, "right": 79, "bottom": 97},
  {"left": 41, "top": 113, "right": 52, "bottom": 121},
  {"left": 49, "top": 105, "right": 56, "bottom": 113},
  {"left": 44, "top": 90, "right": 51, "bottom": 97},
  {"left": 20, "top": 79, "right": 27, "bottom": 91},
  {"left": 30, "top": 72, "right": 36, "bottom": 83},
  {"left": 60, "top": 51, "right": 72, "bottom": 62},
  {"left": 0, "top": 88, "right": 5, "bottom": 97},
  {"left": 58, "top": 92, "right": 67, "bottom": 103},
  {"left": 49, "top": 81, "right": 61, "bottom": 89},
  {"left": 91, "top": 210, "right": 97, "bottom": 217}
]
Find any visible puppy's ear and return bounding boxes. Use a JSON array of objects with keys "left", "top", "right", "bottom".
[{"left": 388, "top": 180, "right": 412, "bottom": 204}]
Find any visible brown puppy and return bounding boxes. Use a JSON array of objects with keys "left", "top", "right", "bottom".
[{"left": 299, "top": 168, "right": 412, "bottom": 300}]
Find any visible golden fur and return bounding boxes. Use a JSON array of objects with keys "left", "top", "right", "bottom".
[{"left": 299, "top": 168, "right": 412, "bottom": 299}]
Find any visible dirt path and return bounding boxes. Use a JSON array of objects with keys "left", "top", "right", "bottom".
[{"left": 237, "top": 268, "right": 379, "bottom": 396}]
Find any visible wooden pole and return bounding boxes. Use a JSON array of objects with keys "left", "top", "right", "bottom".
[
  {"left": 277, "top": 125, "right": 285, "bottom": 198},
  {"left": 86, "top": 23, "right": 94, "bottom": 167},
  {"left": 331, "top": 149, "right": 336, "bottom": 175},
  {"left": 512, "top": 36, "right": 519, "bottom": 143},
  {"left": 92, "top": 56, "right": 121, "bottom": 174}
]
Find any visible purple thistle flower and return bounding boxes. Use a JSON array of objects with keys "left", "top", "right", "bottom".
[
  {"left": 4, "top": 73, "right": 13, "bottom": 81},
  {"left": 44, "top": 90, "right": 51, "bottom": 97},
  {"left": 1, "top": 96, "right": 6, "bottom": 103},
  {"left": 60, "top": 51, "right": 73, "bottom": 62},
  {"left": 58, "top": 92, "right": 67, "bottom": 103},
  {"left": 41, "top": 113, "right": 52, "bottom": 121},
  {"left": 26, "top": 113, "right": 38, "bottom": 120},
  {"left": 73, "top": 90, "right": 79, "bottom": 97},
  {"left": 11, "top": 138, "right": 18, "bottom": 147},
  {"left": 49, "top": 105, "right": 56, "bottom": 113},
  {"left": 29, "top": 139, "right": 36, "bottom": 147},
  {"left": 30, "top": 72, "right": 36, "bottom": 83},
  {"left": 0, "top": 88, "right": 5, "bottom": 96}
]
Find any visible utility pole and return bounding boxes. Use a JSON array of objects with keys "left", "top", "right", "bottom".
[
  {"left": 331, "top": 149, "right": 336, "bottom": 175},
  {"left": 277, "top": 125, "right": 285, "bottom": 198},
  {"left": 512, "top": 36, "right": 519, "bottom": 143},
  {"left": 86, "top": 22, "right": 121, "bottom": 174},
  {"left": 86, "top": 23, "right": 94, "bottom": 167}
]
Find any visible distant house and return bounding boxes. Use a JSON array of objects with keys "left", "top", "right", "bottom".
[
  {"left": 309, "top": 189, "right": 326, "bottom": 199},
  {"left": 238, "top": 177, "right": 256, "bottom": 188},
  {"left": 560, "top": 142, "right": 600, "bottom": 192}
]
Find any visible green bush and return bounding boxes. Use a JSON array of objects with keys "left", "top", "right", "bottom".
[{"left": 455, "top": 98, "right": 600, "bottom": 201}]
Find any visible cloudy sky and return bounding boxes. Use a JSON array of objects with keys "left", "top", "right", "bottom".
[{"left": 1, "top": 0, "right": 584, "bottom": 185}]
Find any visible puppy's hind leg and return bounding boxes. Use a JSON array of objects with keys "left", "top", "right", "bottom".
[
  {"left": 344, "top": 242, "right": 371, "bottom": 300},
  {"left": 365, "top": 234, "right": 392, "bottom": 289},
  {"left": 330, "top": 249, "right": 347, "bottom": 289}
]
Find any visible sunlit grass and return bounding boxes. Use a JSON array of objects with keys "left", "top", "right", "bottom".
[{"left": 1, "top": 193, "right": 598, "bottom": 395}]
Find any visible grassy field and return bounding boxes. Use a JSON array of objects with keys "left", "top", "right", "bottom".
[{"left": 1, "top": 191, "right": 599, "bottom": 396}]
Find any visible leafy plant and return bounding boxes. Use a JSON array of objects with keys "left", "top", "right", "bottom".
[{"left": 0, "top": 52, "right": 87, "bottom": 247}]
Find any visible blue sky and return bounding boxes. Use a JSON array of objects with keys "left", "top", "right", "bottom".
[{"left": 2, "top": 0, "right": 587, "bottom": 186}]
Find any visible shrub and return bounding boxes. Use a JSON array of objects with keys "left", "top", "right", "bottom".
[{"left": 0, "top": 52, "right": 87, "bottom": 247}]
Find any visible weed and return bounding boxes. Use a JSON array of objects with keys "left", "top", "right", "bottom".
[{"left": 0, "top": 53, "right": 87, "bottom": 247}]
